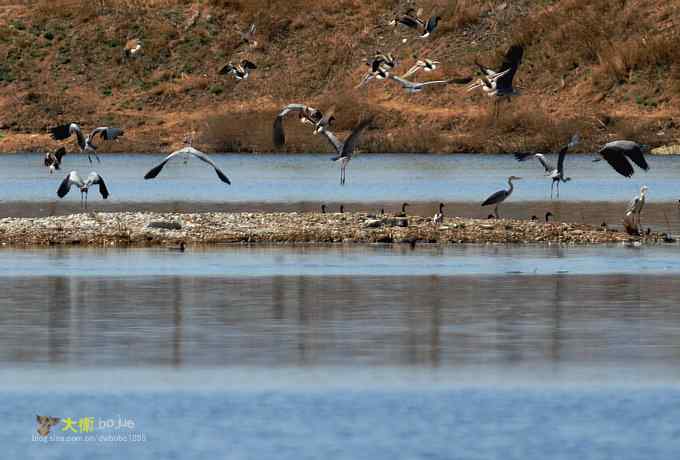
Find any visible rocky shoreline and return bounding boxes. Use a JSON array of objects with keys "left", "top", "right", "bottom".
[{"left": 0, "top": 211, "right": 666, "bottom": 248}]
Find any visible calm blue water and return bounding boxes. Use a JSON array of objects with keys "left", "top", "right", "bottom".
[
  {"left": 4, "top": 245, "right": 680, "bottom": 458},
  {"left": 5, "top": 387, "right": 680, "bottom": 459},
  {"left": 0, "top": 244, "right": 679, "bottom": 277},
  {"left": 1, "top": 153, "right": 675, "bottom": 202}
]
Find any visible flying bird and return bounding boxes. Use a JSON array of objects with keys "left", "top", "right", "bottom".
[
  {"left": 387, "top": 74, "right": 467, "bottom": 93},
  {"left": 273, "top": 103, "right": 324, "bottom": 146},
  {"left": 358, "top": 52, "right": 397, "bottom": 88},
  {"left": 468, "top": 45, "right": 524, "bottom": 116},
  {"left": 238, "top": 23, "right": 258, "bottom": 47},
  {"left": 482, "top": 176, "right": 521, "bottom": 218},
  {"left": 419, "top": 15, "right": 441, "bottom": 38},
  {"left": 219, "top": 59, "right": 257, "bottom": 80},
  {"left": 57, "top": 171, "right": 109, "bottom": 208},
  {"left": 144, "top": 141, "right": 231, "bottom": 184},
  {"left": 595, "top": 140, "right": 650, "bottom": 177},
  {"left": 49, "top": 123, "right": 124, "bottom": 163},
  {"left": 401, "top": 58, "right": 440, "bottom": 79},
  {"left": 44, "top": 146, "right": 66, "bottom": 174},
  {"left": 313, "top": 108, "right": 336, "bottom": 135},
  {"left": 514, "top": 134, "right": 580, "bottom": 199},
  {"left": 321, "top": 117, "right": 373, "bottom": 185},
  {"left": 623, "top": 185, "right": 648, "bottom": 235},
  {"left": 124, "top": 38, "right": 142, "bottom": 58},
  {"left": 388, "top": 8, "right": 425, "bottom": 29}
]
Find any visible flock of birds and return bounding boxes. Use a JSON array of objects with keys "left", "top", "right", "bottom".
[{"left": 38, "top": 7, "right": 657, "bottom": 235}]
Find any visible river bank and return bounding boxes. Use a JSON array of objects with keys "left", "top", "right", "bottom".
[{"left": 0, "top": 211, "right": 665, "bottom": 248}]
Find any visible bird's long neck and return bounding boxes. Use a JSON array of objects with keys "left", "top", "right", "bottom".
[
  {"left": 507, "top": 178, "right": 514, "bottom": 194},
  {"left": 439, "top": 203, "right": 444, "bottom": 213}
]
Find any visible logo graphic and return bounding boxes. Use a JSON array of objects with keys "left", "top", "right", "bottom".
[{"left": 36, "top": 415, "right": 61, "bottom": 437}]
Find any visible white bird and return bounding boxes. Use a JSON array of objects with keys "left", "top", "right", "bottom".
[
  {"left": 433, "top": 202, "right": 444, "bottom": 225},
  {"left": 49, "top": 123, "right": 124, "bottom": 163},
  {"left": 320, "top": 117, "right": 373, "bottom": 185},
  {"left": 623, "top": 185, "right": 648, "bottom": 235},
  {"left": 144, "top": 141, "right": 231, "bottom": 184},
  {"left": 482, "top": 176, "right": 521, "bottom": 218},
  {"left": 57, "top": 171, "right": 109, "bottom": 208}
]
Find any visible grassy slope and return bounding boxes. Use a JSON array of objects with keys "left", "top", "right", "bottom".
[{"left": 0, "top": 0, "right": 678, "bottom": 154}]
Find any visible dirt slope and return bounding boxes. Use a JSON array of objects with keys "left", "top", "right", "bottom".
[{"left": 0, "top": 0, "right": 678, "bottom": 154}]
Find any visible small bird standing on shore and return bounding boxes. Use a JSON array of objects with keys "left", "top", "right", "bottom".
[
  {"left": 397, "top": 202, "right": 409, "bottom": 217},
  {"left": 433, "top": 203, "right": 444, "bottom": 225}
]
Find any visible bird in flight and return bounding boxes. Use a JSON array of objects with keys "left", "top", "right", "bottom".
[
  {"left": 514, "top": 134, "right": 580, "bottom": 199},
  {"left": 594, "top": 140, "right": 650, "bottom": 177},
  {"left": 319, "top": 117, "right": 373, "bottom": 185},
  {"left": 144, "top": 139, "right": 231, "bottom": 184},
  {"left": 57, "top": 171, "right": 109, "bottom": 209},
  {"left": 387, "top": 74, "right": 469, "bottom": 93},
  {"left": 468, "top": 45, "right": 524, "bottom": 117},
  {"left": 44, "top": 146, "right": 66, "bottom": 174},
  {"left": 219, "top": 59, "right": 257, "bottom": 80},
  {"left": 49, "top": 123, "right": 124, "bottom": 163},
  {"left": 272, "top": 103, "right": 325, "bottom": 147}
]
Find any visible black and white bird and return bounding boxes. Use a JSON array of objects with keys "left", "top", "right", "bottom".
[
  {"left": 57, "top": 171, "right": 109, "bottom": 208},
  {"left": 388, "top": 8, "right": 425, "bottom": 30},
  {"left": 144, "top": 140, "right": 231, "bottom": 184},
  {"left": 219, "top": 59, "right": 257, "bottom": 80},
  {"left": 401, "top": 58, "right": 440, "bottom": 79},
  {"left": 44, "top": 147, "right": 66, "bottom": 174},
  {"left": 358, "top": 52, "right": 397, "bottom": 88},
  {"left": 273, "top": 103, "right": 325, "bottom": 147},
  {"left": 433, "top": 202, "right": 444, "bottom": 225},
  {"left": 482, "top": 176, "right": 521, "bottom": 218},
  {"left": 49, "top": 123, "right": 124, "bottom": 163},
  {"left": 594, "top": 140, "right": 650, "bottom": 177},
  {"left": 124, "top": 38, "right": 142, "bottom": 58},
  {"left": 468, "top": 45, "right": 524, "bottom": 116},
  {"left": 419, "top": 15, "right": 441, "bottom": 38},
  {"left": 321, "top": 117, "right": 373, "bottom": 185},
  {"left": 623, "top": 185, "right": 648, "bottom": 235},
  {"left": 313, "top": 108, "right": 336, "bottom": 135},
  {"left": 514, "top": 134, "right": 580, "bottom": 199}
]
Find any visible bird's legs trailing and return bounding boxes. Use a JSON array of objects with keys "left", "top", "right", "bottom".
[{"left": 494, "top": 205, "right": 499, "bottom": 219}]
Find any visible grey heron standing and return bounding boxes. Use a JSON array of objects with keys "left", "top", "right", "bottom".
[
  {"left": 57, "top": 171, "right": 109, "bottom": 209},
  {"left": 482, "top": 176, "right": 521, "bottom": 218},
  {"left": 49, "top": 123, "right": 124, "bottom": 163},
  {"left": 144, "top": 139, "right": 231, "bottom": 184},
  {"left": 595, "top": 140, "right": 650, "bottom": 177},
  {"left": 514, "top": 134, "right": 580, "bottom": 199},
  {"left": 623, "top": 185, "right": 648, "bottom": 235}
]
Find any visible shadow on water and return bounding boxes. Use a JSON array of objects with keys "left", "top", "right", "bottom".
[{"left": 3, "top": 274, "right": 680, "bottom": 368}]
